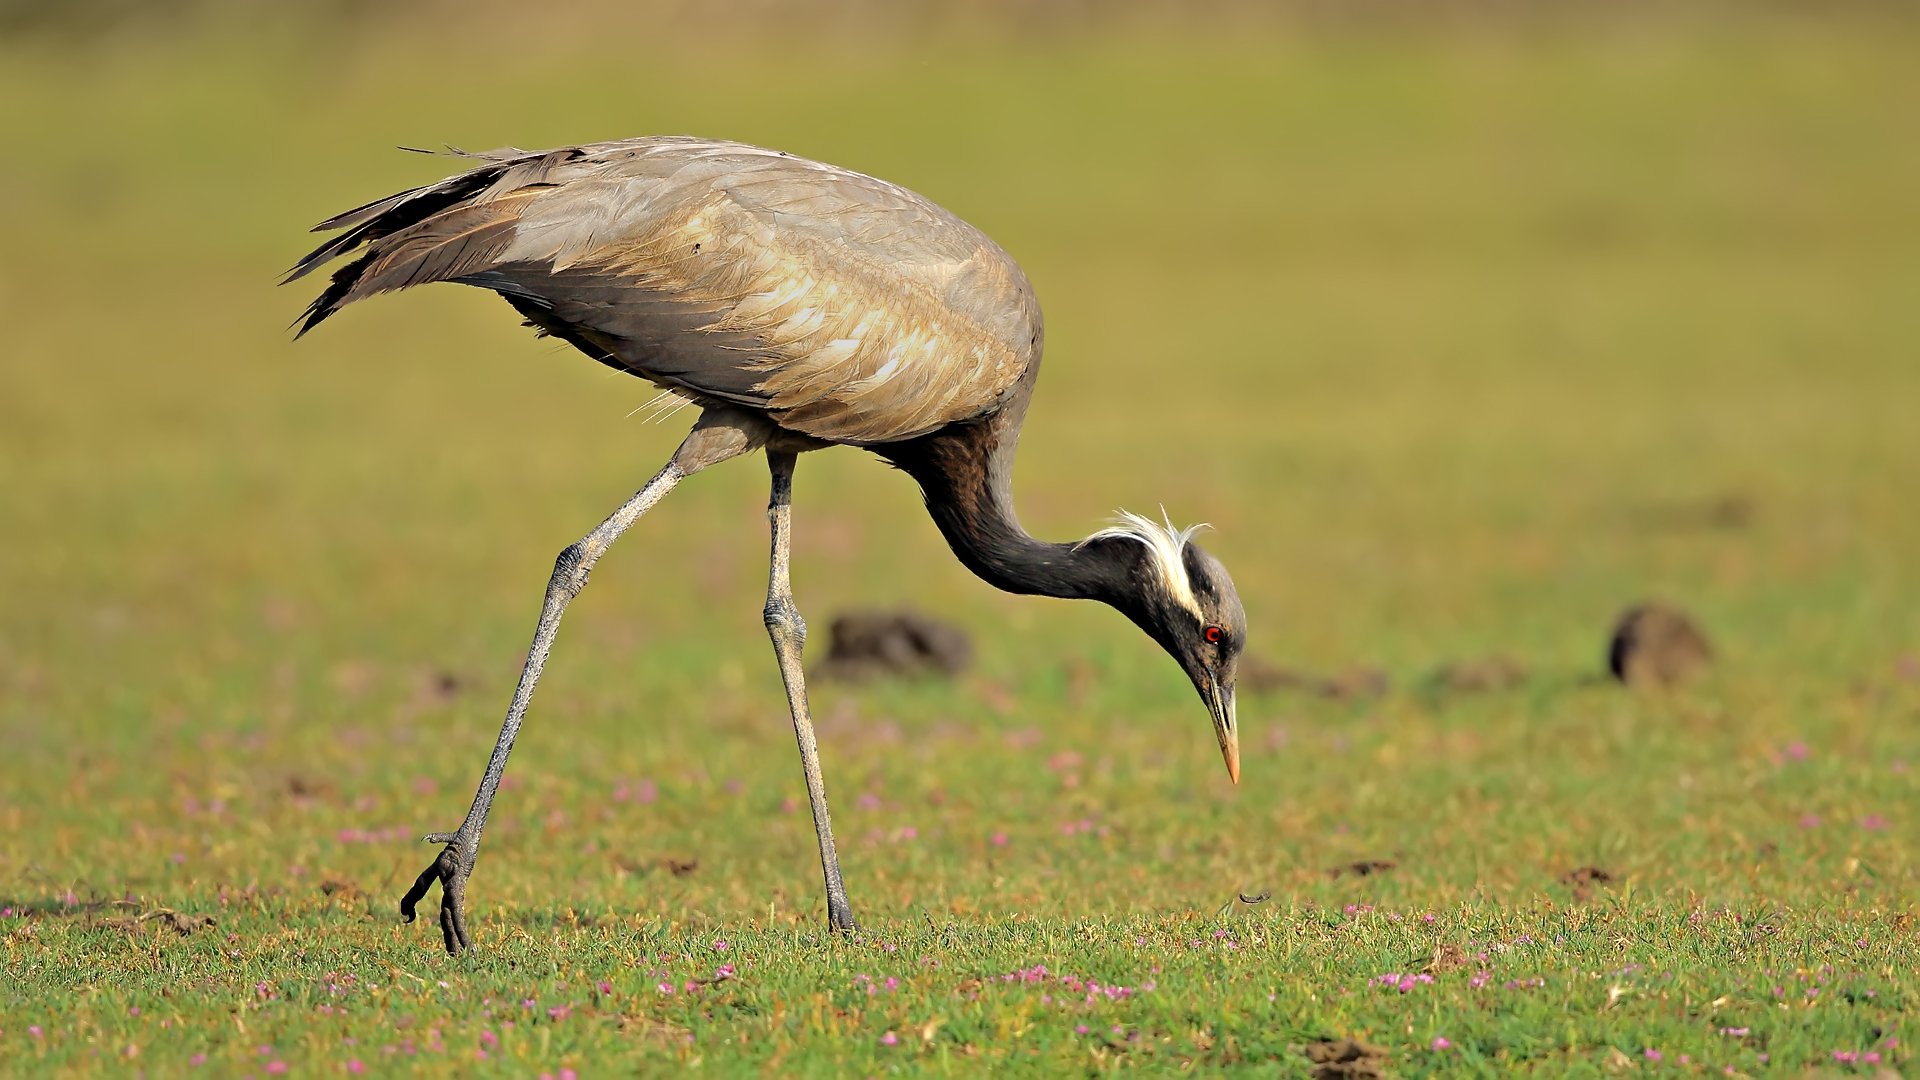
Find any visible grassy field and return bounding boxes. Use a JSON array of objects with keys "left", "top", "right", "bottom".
[{"left": 2, "top": 6, "right": 1918, "bottom": 1074}]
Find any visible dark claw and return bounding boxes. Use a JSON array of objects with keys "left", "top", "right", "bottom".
[{"left": 399, "top": 842, "right": 471, "bottom": 954}]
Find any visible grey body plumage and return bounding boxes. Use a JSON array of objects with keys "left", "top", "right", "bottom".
[
  {"left": 292, "top": 137, "right": 1038, "bottom": 444},
  {"left": 291, "top": 137, "right": 1245, "bottom": 952}
]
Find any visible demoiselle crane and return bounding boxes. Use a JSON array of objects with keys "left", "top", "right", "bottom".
[{"left": 288, "top": 137, "right": 1246, "bottom": 953}]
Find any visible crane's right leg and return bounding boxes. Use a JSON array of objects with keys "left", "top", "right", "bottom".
[
  {"left": 762, "top": 449, "right": 857, "bottom": 932},
  {"left": 401, "top": 410, "right": 768, "bottom": 954}
]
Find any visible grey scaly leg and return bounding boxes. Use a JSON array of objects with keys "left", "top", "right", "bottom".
[
  {"left": 762, "top": 450, "right": 857, "bottom": 932},
  {"left": 402, "top": 411, "right": 766, "bottom": 953}
]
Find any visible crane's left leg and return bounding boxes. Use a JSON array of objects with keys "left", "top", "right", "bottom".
[
  {"left": 400, "top": 409, "right": 769, "bottom": 954},
  {"left": 763, "top": 450, "right": 858, "bottom": 932}
]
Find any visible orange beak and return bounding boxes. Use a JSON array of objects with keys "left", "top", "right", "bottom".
[{"left": 1209, "top": 676, "right": 1239, "bottom": 785}]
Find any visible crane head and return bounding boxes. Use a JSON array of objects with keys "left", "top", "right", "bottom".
[{"left": 1084, "top": 512, "right": 1246, "bottom": 783}]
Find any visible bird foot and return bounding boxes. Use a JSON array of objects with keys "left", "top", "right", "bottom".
[
  {"left": 399, "top": 832, "right": 474, "bottom": 954},
  {"left": 828, "top": 897, "right": 859, "bottom": 934}
]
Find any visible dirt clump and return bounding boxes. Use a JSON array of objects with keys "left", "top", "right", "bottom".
[
  {"left": 1561, "top": 866, "right": 1615, "bottom": 902},
  {"left": 619, "top": 1016, "right": 693, "bottom": 1046},
  {"left": 1639, "top": 493, "right": 1755, "bottom": 531},
  {"left": 815, "top": 609, "right": 971, "bottom": 681},
  {"left": 286, "top": 774, "right": 336, "bottom": 799},
  {"left": 152, "top": 910, "right": 215, "bottom": 934},
  {"left": 1429, "top": 655, "right": 1528, "bottom": 694},
  {"left": 101, "top": 908, "right": 215, "bottom": 936},
  {"left": 1302, "top": 1038, "right": 1388, "bottom": 1078},
  {"left": 1608, "top": 603, "right": 1711, "bottom": 688},
  {"left": 1328, "top": 860, "right": 1397, "bottom": 879},
  {"left": 1241, "top": 656, "right": 1389, "bottom": 701},
  {"left": 1427, "top": 943, "right": 1470, "bottom": 973}
]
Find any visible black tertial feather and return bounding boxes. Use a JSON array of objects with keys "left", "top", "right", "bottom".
[
  {"left": 284, "top": 147, "right": 611, "bottom": 337},
  {"left": 286, "top": 167, "right": 504, "bottom": 283},
  {"left": 292, "top": 192, "right": 542, "bottom": 336}
]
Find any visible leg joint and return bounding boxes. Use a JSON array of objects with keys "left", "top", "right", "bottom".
[
  {"left": 551, "top": 541, "right": 593, "bottom": 598},
  {"left": 763, "top": 599, "right": 806, "bottom": 645}
]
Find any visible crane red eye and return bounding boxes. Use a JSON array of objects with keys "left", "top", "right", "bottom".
[{"left": 1204, "top": 626, "right": 1222, "bottom": 645}]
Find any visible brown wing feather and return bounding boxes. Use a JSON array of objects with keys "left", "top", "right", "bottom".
[
  {"left": 342, "top": 191, "right": 542, "bottom": 302},
  {"left": 289, "top": 138, "right": 1042, "bottom": 444}
]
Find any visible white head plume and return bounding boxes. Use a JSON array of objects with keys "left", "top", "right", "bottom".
[{"left": 1080, "top": 508, "right": 1209, "bottom": 616}]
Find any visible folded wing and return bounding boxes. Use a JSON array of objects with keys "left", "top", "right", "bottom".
[{"left": 289, "top": 137, "right": 1042, "bottom": 444}]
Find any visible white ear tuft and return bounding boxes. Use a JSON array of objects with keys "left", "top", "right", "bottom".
[{"left": 1080, "top": 507, "right": 1208, "bottom": 615}]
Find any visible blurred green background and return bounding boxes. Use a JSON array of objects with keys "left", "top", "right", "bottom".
[{"left": 1, "top": 1, "right": 1917, "bottom": 1071}]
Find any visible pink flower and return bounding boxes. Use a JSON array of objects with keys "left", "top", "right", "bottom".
[
  {"left": 991, "top": 831, "right": 1008, "bottom": 847},
  {"left": 267, "top": 1063, "right": 288, "bottom": 1075},
  {"left": 857, "top": 793, "right": 882, "bottom": 810},
  {"left": 479, "top": 1030, "right": 499, "bottom": 1047},
  {"left": 712, "top": 940, "right": 729, "bottom": 951},
  {"left": 1861, "top": 815, "right": 1890, "bottom": 831},
  {"left": 656, "top": 982, "right": 674, "bottom": 995},
  {"left": 1645, "top": 1049, "right": 1662, "bottom": 1061},
  {"left": 597, "top": 980, "right": 612, "bottom": 994},
  {"left": 1075, "top": 1024, "right": 1089, "bottom": 1034},
  {"left": 1431, "top": 1037, "right": 1452, "bottom": 1050},
  {"left": 190, "top": 1054, "right": 207, "bottom": 1065},
  {"left": 1799, "top": 814, "right": 1822, "bottom": 829},
  {"left": 879, "top": 1031, "right": 899, "bottom": 1046},
  {"left": 1787, "top": 742, "right": 1810, "bottom": 760},
  {"left": 346, "top": 1062, "right": 363, "bottom": 1074},
  {"left": 1371, "top": 973, "right": 1434, "bottom": 993}
]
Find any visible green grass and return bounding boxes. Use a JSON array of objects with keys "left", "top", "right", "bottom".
[{"left": 2, "top": 7, "right": 1918, "bottom": 1074}]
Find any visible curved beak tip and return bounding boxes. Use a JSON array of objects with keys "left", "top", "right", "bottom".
[{"left": 1209, "top": 677, "right": 1239, "bottom": 785}]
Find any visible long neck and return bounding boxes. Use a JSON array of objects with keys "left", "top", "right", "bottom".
[{"left": 878, "top": 399, "right": 1128, "bottom": 603}]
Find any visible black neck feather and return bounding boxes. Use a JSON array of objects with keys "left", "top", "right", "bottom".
[{"left": 877, "top": 406, "right": 1135, "bottom": 605}]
